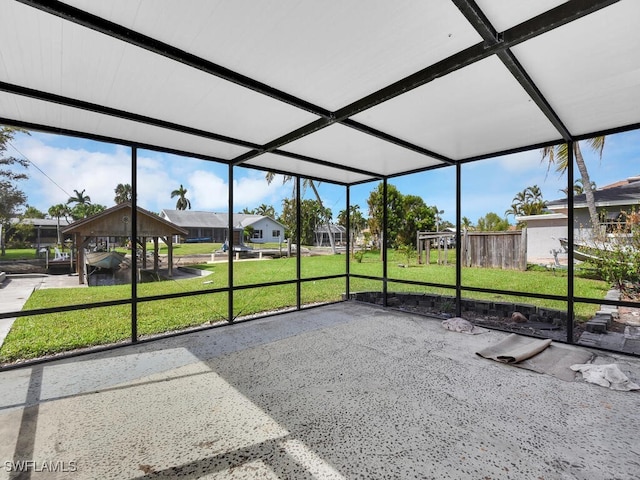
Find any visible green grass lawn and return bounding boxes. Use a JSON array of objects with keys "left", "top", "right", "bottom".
[
  {"left": 155, "top": 241, "right": 298, "bottom": 255},
  {"left": 0, "top": 250, "right": 610, "bottom": 363},
  {"left": 0, "top": 248, "right": 39, "bottom": 260}
]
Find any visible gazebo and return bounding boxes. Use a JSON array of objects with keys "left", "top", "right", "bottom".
[{"left": 62, "top": 203, "right": 188, "bottom": 284}]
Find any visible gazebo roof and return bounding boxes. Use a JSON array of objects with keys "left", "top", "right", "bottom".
[
  {"left": 2, "top": 1, "right": 639, "bottom": 184},
  {"left": 63, "top": 203, "right": 188, "bottom": 238}
]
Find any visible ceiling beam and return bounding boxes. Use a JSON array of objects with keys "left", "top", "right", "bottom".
[
  {"left": 0, "top": 81, "right": 260, "bottom": 151},
  {"left": 269, "top": 150, "right": 383, "bottom": 179},
  {"left": 341, "top": 119, "right": 454, "bottom": 165},
  {"left": 452, "top": 0, "right": 575, "bottom": 141},
  {"left": 332, "top": 0, "right": 619, "bottom": 122}
]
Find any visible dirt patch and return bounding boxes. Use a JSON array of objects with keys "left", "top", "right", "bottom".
[
  {"left": 0, "top": 260, "right": 46, "bottom": 274},
  {"left": 616, "top": 305, "right": 640, "bottom": 330}
]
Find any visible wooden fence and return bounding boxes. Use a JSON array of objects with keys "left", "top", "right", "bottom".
[
  {"left": 462, "top": 229, "right": 527, "bottom": 271},
  {"left": 417, "top": 229, "right": 527, "bottom": 271}
]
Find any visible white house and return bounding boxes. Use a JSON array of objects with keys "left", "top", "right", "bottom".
[
  {"left": 238, "top": 215, "right": 286, "bottom": 244},
  {"left": 518, "top": 175, "right": 640, "bottom": 264},
  {"left": 159, "top": 210, "right": 285, "bottom": 244}
]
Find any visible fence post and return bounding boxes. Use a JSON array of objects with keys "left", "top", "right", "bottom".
[{"left": 519, "top": 227, "right": 527, "bottom": 271}]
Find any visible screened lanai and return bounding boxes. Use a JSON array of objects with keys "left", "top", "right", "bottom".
[
  {"left": 4, "top": 3, "right": 640, "bottom": 479},
  {"left": 2, "top": 0, "right": 640, "bottom": 365}
]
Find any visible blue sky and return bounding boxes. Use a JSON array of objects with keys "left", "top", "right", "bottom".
[{"left": 7, "top": 129, "right": 640, "bottom": 226}]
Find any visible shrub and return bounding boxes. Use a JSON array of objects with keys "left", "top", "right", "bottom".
[{"left": 591, "top": 209, "right": 640, "bottom": 293}]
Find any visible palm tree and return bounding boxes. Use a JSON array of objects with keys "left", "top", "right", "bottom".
[
  {"left": 461, "top": 216, "right": 474, "bottom": 231},
  {"left": 505, "top": 185, "right": 546, "bottom": 219},
  {"left": 171, "top": 184, "right": 191, "bottom": 210},
  {"left": 338, "top": 205, "right": 367, "bottom": 256},
  {"left": 66, "top": 189, "right": 92, "bottom": 219},
  {"left": 542, "top": 137, "right": 604, "bottom": 232},
  {"left": 114, "top": 183, "right": 133, "bottom": 204},
  {"left": 432, "top": 205, "right": 444, "bottom": 232},
  {"left": 265, "top": 173, "right": 336, "bottom": 253},
  {"left": 522, "top": 185, "right": 546, "bottom": 216},
  {"left": 254, "top": 203, "right": 276, "bottom": 218},
  {"left": 504, "top": 203, "right": 520, "bottom": 220},
  {"left": 559, "top": 178, "right": 596, "bottom": 196},
  {"left": 67, "top": 189, "right": 91, "bottom": 207},
  {"left": 48, "top": 203, "right": 69, "bottom": 245}
]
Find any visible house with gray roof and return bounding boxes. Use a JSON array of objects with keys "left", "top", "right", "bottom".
[
  {"left": 10, "top": 217, "right": 72, "bottom": 249},
  {"left": 159, "top": 210, "right": 286, "bottom": 244},
  {"left": 546, "top": 175, "right": 640, "bottom": 234},
  {"left": 517, "top": 175, "right": 640, "bottom": 263}
]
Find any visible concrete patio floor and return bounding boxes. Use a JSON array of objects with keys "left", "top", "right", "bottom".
[{"left": 1, "top": 302, "right": 639, "bottom": 479}]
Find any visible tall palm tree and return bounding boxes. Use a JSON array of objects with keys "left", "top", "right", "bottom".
[
  {"left": 432, "top": 205, "right": 444, "bottom": 232},
  {"left": 265, "top": 172, "right": 336, "bottom": 253},
  {"left": 542, "top": 137, "right": 604, "bottom": 232},
  {"left": 338, "top": 205, "right": 367, "bottom": 256},
  {"left": 171, "top": 184, "right": 191, "bottom": 210},
  {"left": 114, "top": 183, "right": 133, "bottom": 204},
  {"left": 48, "top": 203, "right": 69, "bottom": 245}
]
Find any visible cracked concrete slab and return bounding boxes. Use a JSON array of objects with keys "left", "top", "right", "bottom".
[{"left": 1, "top": 302, "right": 639, "bottom": 479}]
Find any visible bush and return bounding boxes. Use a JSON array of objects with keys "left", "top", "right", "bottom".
[
  {"left": 592, "top": 210, "right": 640, "bottom": 293},
  {"left": 396, "top": 244, "right": 416, "bottom": 267}
]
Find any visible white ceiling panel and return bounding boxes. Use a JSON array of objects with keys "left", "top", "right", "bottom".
[
  {"left": 474, "top": 0, "right": 568, "bottom": 32},
  {"left": 60, "top": 0, "right": 483, "bottom": 111},
  {"left": 351, "top": 55, "right": 561, "bottom": 160},
  {"left": 283, "top": 124, "right": 445, "bottom": 176},
  {"left": 1, "top": 1, "right": 318, "bottom": 145},
  {"left": 0, "top": 92, "right": 250, "bottom": 160},
  {"left": 511, "top": 1, "right": 640, "bottom": 136},
  {"left": 245, "top": 153, "right": 374, "bottom": 186}
]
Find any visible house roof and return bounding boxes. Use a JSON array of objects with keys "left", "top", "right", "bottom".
[
  {"left": 547, "top": 176, "right": 640, "bottom": 210},
  {"left": 160, "top": 210, "right": 283, "bottom": 230},
  {"left": 2, "top": 2, "right": 639, "bottom": 185},
  {"left": 13, "top": 217, "right": 71, "bottom": 228},
  {"left": 315, "top": 224, "right": 347, "bottom": 234},
  {"left": 63, "top": 203, "right": 188, "bottom": 237}
]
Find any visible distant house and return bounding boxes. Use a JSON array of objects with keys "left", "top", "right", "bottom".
[
  {"left": 159, "top": 210, "right": 286, "bottom": 244},
  {"left": 518, "top": 175, "right": 640, "bottom": 263},
  {"left": 10, "top": 217, "right": 71, "bottom": 248},
  {"left": 314, "top": 223, "right": 346, "bottom": 247},
  {"left": 546, "top": 175, "right": 640, "bottom": 239}
]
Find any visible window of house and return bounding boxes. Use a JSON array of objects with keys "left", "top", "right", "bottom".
[
  {"left": 253, "top": 230, "right": 263, "bottom": 239},
  {"left": 272, "top": 229, "right": 281, "bottom": 238}
]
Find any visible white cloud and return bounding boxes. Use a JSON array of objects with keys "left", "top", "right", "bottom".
[
  {"left": 187, "top": 170, "right": 228, "bottom": 210},
  {"left": 15, "top": 136, "right": 131, "bottom": 209},
  {"left": 233, "top": 172, "right": 290, "bottom": 212},
  {"left": 12, "top": 133, "right": 296, "bottom": 215}
]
